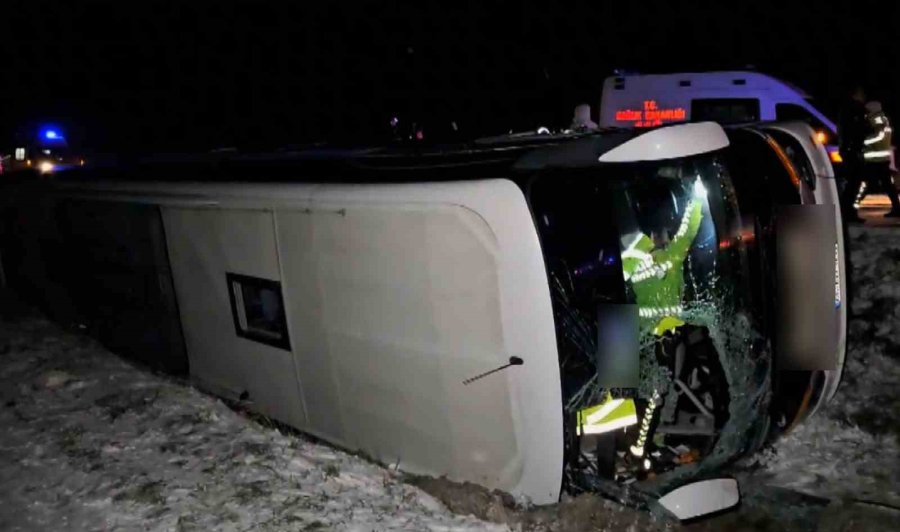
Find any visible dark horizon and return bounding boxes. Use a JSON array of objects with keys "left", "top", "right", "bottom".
[{"left": 2, "top": 1, "right": 898, "bottom": 153}]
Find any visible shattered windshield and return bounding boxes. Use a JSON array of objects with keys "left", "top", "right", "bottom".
[{"left": 528, "top": 153, "right": 770, "bottom": 497}]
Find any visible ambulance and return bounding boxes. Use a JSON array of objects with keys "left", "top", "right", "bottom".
[{"left": 598, "top": 71, "right": 843, "bottom": 166}]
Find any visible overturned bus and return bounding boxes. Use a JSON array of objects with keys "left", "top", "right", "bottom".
[{"left": 0, "top": 121, "right": 845, "bottom": 519}]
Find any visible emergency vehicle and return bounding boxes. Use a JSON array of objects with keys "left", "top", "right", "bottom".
[{"left": 599, "top": 71, "right": 843, "bottom": 166}]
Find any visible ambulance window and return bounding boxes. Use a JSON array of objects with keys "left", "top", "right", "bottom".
[
  {"left": 775, "top": 104, "right": 832, "bottom": 135},
  {"left": 692, "top": 99, "right": 760, "bottom": 124},
  {"left": 226, "top": 273, "right": 291, "bottom": 350}
]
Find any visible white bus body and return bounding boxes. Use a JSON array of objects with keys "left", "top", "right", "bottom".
[
  {"left": 56, "top": 178, "right": 566, "bottom": 503},
  {"left": 0, "top": 122, "right": 843, "bottom": 517}
]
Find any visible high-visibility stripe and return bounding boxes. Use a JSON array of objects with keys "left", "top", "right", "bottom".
[
  {"left": 629, "top": 390, "right": 660, "bottom": 457},
  {"left": 577, "top": 413, "right": 639, "bottom": 435},
  {"left": 577, "top": 396, "right": 639, "bottom": 435},
  {"left": 624, "top": 233, "right": 645, "bottom": 253},
  {"left": 622, "top": 236, "right": 652, "bottom": 282},
  {"left": 632, "top": 260, "right": 674, "bottom": 283},
  {"left": 864, "top": 150, "right": 892, "bottom": 160},
  {"left": 674, "top": 200, "right": 698, "bottom": 240},
  {"left": 622, "top": 247, "right": 652, "bottom": 258},
  {"left": 622, "top": 234, "right": 651, "bottom": 262},
  {"left": 638, "top": 305, "right": 684, "bottom": 318},
  {"left": 584, "top": 397, "right": 626, "bottom": 426},
  {"left": 865, "top": 131, "right": 886, "bottom": 145}
]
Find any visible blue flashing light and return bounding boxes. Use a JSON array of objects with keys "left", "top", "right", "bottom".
[{"left": 40, "top": 128, "right": 64, "bottom": 141}]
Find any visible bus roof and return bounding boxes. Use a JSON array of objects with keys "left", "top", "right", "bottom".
[{"left": 605, "top": 70, "right": 811, "bottom": 98}]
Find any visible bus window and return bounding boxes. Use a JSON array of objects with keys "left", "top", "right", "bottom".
[{"left": 692, "top": 99, "right": 760, "bottom": 124}]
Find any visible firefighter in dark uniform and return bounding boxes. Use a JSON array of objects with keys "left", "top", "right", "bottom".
[{"left": 838, "top": 85, "right": 869, "bottom": 223}]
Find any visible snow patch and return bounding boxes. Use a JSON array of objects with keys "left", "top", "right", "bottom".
[
  {"left": 747, "top": 226, "right": 900, "bottom": 508},
  {"left": 0, "top": 314, "right": 507, "bottom": 531}
]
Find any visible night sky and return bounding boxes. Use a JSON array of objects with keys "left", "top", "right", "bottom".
[{"left": 2, "top": 1, "right": 898, "bottom": 153}]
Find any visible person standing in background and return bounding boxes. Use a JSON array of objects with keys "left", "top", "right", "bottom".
[
  {"left": 838, "top": 85, "right": 869, "bottom": 223},
  {"left": 861, "top": 101, "right": 900, "bottom": 217}
]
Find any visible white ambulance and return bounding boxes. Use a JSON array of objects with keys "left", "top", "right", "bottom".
[{"left": 598, "top": 71, "right": 843, "bottom": 165}]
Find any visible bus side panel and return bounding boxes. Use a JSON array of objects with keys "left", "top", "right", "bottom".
[
  {"left": 279, "top": 202, "right": 512, "bottom": 482},
  {"left": 41, "top": 179, "right": 564, "bottom": 505},
  {"left": 161, "top": 206, "right": 308, "bottom": 430},
  {"left": 275, "top": 180, "right": 563, "bottom": 504}
]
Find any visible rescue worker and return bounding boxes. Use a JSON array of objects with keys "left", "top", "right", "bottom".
[
  {"left": 838, "top": 85, "right": 869, "bottom": 223},
  {"left": 577, "top": 176, "right": 706, "bottom": 463},
  {"left": 860, "top": 101, "right": 900, "bottom": 217},
  {"left": 623, "top": 177, "right": 705, "bottom": 461},
  {"left": 622, "top": 177, "right": 705, "bottom": 336}
]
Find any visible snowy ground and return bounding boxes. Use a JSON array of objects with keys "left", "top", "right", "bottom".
[
  {"left": 0, "top": 299, "right": 673, "bottom": 531},
  {"left": 2, "top": 220, "right": 900, "bottom": 531},
  {"left": 0, "top": 306, "right": 506, "bottom": 531}
]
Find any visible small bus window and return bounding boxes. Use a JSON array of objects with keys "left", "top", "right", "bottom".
[
  {"left": 226, "top": 273, "right": 291, "bottom": 350},
  {"left": 692, "top": 99, "right": 760, "bottom": 124}
]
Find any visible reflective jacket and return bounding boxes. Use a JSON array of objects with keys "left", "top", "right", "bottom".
[
  {"left": 864, "top": 109, "right": 893, "bottom": 163},
  {"left": 622, "top": 198, "right": 704, "bottom": 335}
]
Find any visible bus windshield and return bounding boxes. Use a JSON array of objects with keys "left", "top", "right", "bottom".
[{"left": 528, "top": 153, "right": 769, "bottom": 494}]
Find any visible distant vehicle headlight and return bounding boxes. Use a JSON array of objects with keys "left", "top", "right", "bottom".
[{"left": 38, "top": 161, "right": 55, "bottom": 174}]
